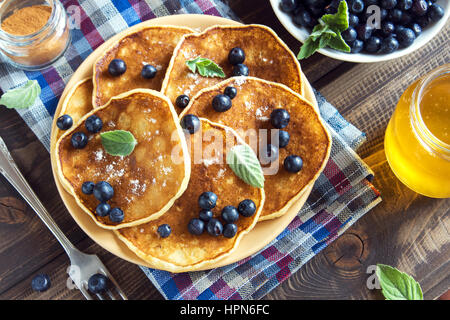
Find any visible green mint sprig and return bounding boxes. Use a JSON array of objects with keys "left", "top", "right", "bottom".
[
  {"left": 376, "top": 264, "right": 423, "bottom": 300},
  {"left": 185, "top": 57, "right": 226, "bottom": 78},
  {"left": 0, "top": 80, "right": 41, "bottom": 109},
  {"left": 297, "top": 0, "right": 351, "bottom": 60},
  {"left": 100, "top": 130, "right": 137, "bottom": 157},
  {"left": 226, "top": 144, "right": 264, "bottom": 188}
]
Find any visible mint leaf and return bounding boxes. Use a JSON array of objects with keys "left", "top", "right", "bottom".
[
  {"left": 327, "top": 33, "right": 351, "bottom": 52},
  {"left": 321, "top": 0, "right": 349, "bottom": 32},
  {"left": 297, "top": 38, "right": 321, "bottom": 60},
  {"left": 100, "top": 130, "right": 137, "bottom": 156},
  {"left": 186, "top": 57, "right": 225, "bottom": 78},
  {"left": 0, "top": 80, "right": 41, "bottom": 109},
  {"left": 376, "top": 264, "right": 423, "bottom": 300},
  {"left": 226, "top": 144, "right": 264, "bottom": 188}
]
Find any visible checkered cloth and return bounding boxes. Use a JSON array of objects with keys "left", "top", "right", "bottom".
[{"left": 0, "top": 0, "right": 381, "bottom": 300}]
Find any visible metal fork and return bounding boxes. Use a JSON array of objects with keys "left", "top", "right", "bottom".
[{"left": 0, "top": 136, "right": 127, "bottom": 300}]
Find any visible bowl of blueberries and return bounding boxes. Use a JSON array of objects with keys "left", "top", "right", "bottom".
[{"left": 270, "top": 0, "right": 449, "bottom": 63}]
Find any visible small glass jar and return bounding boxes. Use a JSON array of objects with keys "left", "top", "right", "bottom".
[
  {"left": 0, "top": 0, "right": 70, "bottom": 71},
  {"left": 385, "top": 64, "right": 450, "bottom": 198}
]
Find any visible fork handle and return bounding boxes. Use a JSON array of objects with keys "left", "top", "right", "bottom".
[{"left": 0, "top": 137, "right": 76, "bottom": 255}]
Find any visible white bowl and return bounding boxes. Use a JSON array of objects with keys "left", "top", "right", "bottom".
[{"left": 270, "top": 0, "right": 450, "bottom": 63}]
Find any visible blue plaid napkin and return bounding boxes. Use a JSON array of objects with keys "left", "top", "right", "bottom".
[{"left": 0, "top": 0, "right": 381, "bottom": 300}]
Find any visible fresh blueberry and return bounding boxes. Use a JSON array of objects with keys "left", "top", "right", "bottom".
[
  {"left": 400, "top": 12, "right": 413, "bottom": 25},
  {"left": 81, "top": 181, "right": 95, "bottom": 195},
  {"left": 411, "top": 0, "right": 428, "bottom": 16},
  {"left": 380, "top": 0, "right": 398, "bottom": 9},
  {"left": 228, "top": 47, "right": 245, "bottom": 65},
  {"left": 198, "top": 191, "right": 218, "bottom": 210},
  {"left": 71, "top": 132, "right": 88, "bottom": 149},
  {"left": 238, "top": 199, "right": 256, "bottom": 217},
  {"left": 277, "top": 130, "right": 290, "bottom": 148},
  {"left": 261, "top": 144, "right": 279, "bottom": 163},
  {"left": 416, "top": 15, "right": 430, "bottom": 28},
  {"left": 31, "top": 274, "right": 51, "bottom": 292},
  {"left": 284, "top": 155, "right": 303, "bottom": 173},
  {"left": 348, "top": 14, "right": 359, "bottom": 27},
  {"left": 280, "top": 0, "right": 299, "bottom": 13},
  {"left": 270, "top": 108, "right": 290, "bottom": 129},
  {"left": 309, "top": 5, "right": 325, "bottom": 18},
  {"left": 206, "top": 218, "right": 223, "bottom": 237},
  {"left": 180, "top": 114, "right": 200, "bottom": 134},
  {"left": 223, "top": 223, "right": 238, "bottom": 238},
  {"left": 232, "top": 64, "right": 249, "bottom": 76},
  {"left": 351, "top": 39, "right": 364, "bottom": 53},
  {"left": 188, "top": 218, "right": 205, "bottom": 235},
  {"left": 221, "top": 205, "right": 239, "bottom": 223},
  {"left": 108, "top": 59, "right": 127, "bottom": 76},
  {"left": 397, "top": 27, "right": 416, "bottom": 47},
  {"left": 428, "top": 4, "right": 444, "bottom": 22},
  {"left": 85, "top": 115, "right": 103, "bottom": 133},
  {"left": 199, "top": 209, "right": 213, "bottom": 222},
  {"left": 157, "top": 224, "right": 171, "bottom": 238},
  {"left": 381, "top": 21, "right": 395, "bottom": 36},
  {"left": 224, "top": 86, "right": 237, "bottom": 99},
  {"left": 293, "top": 9, "right": 316, "bottom": 28},
  {"left": 365, "top": 36, "right": 382, "bottom": 53},
  {"left": 380, "top": 36, "right": 400, "bottom": 53},
  {"left": 342, "top": 27, "right": 357, "bottom": 43},
  {"left": 356, "top": 24, "right": 373, "bottom": 41},
  {"left": 93, "top": 181, "right": 114, "bottom": 202},
  {"left": 409, "top": 23, "right": 422, "bottom": 36},
  {"left": 141, "top": 64, "right": 157, "bottom": 79},
  {"left": 388, "top": 9, "right": 403, "bottom": 23},
  {"left": 175, "top": 95, "right": 190, "bottom": 109},
  {"left": 397, "top": 0, "right": 413, "bottom": 10},
  {"left": 88, "top": 273, "right": 108, "bottom": 294},
  {"left": 95, "top": 202, "right": 111, "bottom": 217},
  {"left": 56, "top": 114, "right": 73, "bottom": 130},
  {"left": 350, "top": 0, "right": 364, "bottom": 14},
  {"left": 212, "top": 94, "right": 232, "bottom": 112},
  {"left": 109, "top": 207, "right": 124, "bottom": 223}
]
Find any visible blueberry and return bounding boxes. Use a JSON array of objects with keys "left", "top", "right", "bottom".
[
  {"left": 356, "top": 24, "right": 373, "bottom": 41},
  {"left": 199, "top": 209, "right": 213, "bottom": 222},
  {"left": 381, "top": 0, "right": 398, "bottom": 9},
  {"left": 388, "top": 9, "right": 403, "bottom": 23},
  {"left": 81, "top": 181, "right": 95, "bottom": 195},
  {"left": 228, "top": 47, "right": 245, "bottom": 65},
  {"left": 400, "top": 12, "right": 413, "bottom": 25},
  {"left": 56, "top": 114, "right": 73, "bottom": 130},
  {"left": 364, "top": 0, "right": 379, "bottom": 6},
  {"left": 365, "top": 36, "right": 382, "bottom": 52},
  {"left": 141, "top": 64, "right": 157, "bottom": 79},
  {"left": 409, "top": 23, "right": 422, "bottom": 36},
  {"left": 309, "top": 5, "right": 325, "bottom": 18},
  {"left": 348, "top": 14, "right": 360, "bottom": 27},
  {"left": 93, "top": 181, "right": 114, "bottom": 202},
  {"left": 31, "top": 274, "right": 51, "bottom": 292},
  {"left": 277, "top": 130, "right": 290, "bottom": 148},
  {"left": 206, "top": 218, "right": 223, "bottom": 237},
  {"left": 157, "top": 224, "right": 171, "bottom": 238},
  {"left": 351, "top": 39, "right": 364, "bottom": 53},
  {"left": 223, "top": 223, "right": 238, "bottom": 238},
  {"left": 109, "top": 207, "right": 124, "bottom": 223},
  {"left": 188, "top": 218, "right": 205, "bottom": 235},
  {"left": 428, "top": 4, "right": 444, "bottom": 22},
  {"left": 95, "top": 202, "right": 111, "bottom": 217},
  {"left": 212, "top": 94, "right": 232, "bottom": 112},
  {"left": 397, "top": 27, "right": 416, "bottom": 47},
  {"left": 232, "top": 64, "right": 249, "bottom": 76},
  {"left": 350, "top": 0, "right": 364, "bottom": 14},
  {"left": 71, "top": 132, "right": 88, "bottom": 149},
  {"left": 284, "top": 155, "right": 303, "bottom": 173},
  {"left": 293, "top": 9, "right": 316, "bottom": 28},
  {"left": 88, "top": 273, "right": 108, "bottom": 294},
  {"left": 270, "top": 108, "right": 290, "bottom": 129},
  {"left": 280, "top": 0, "right": 299, "bottom": 12},
  {"left": 381, "top": 21, "right": 395, "bottom": 36},
  {"left": 198, "top": 191, "right": 218, "bottom": 210},
  {"left": 85, "top": 115, "right": 103, "bottom": 133},
  {"left": 221, "top": 205, "right": 239, "bottom": 223},
  {"left": 397, "top": 0, "right": 413, "bottom": 10},
  {"left": 238, "top": 199, "right": 256, "bottom": 217},
  {"left": 261, "top": 144, "right": 279, "bottom": 163},
  {"left": 342, "top": 27, "right": 357, "bottom": 43},
  {"left": 224, "top": 86, "right": 237, "bottom": 99},
  {"left": 108, "top": 59, "right": 126, "bottom": 76},
  {"left": 180, "top": 114, "right": 200, "bottom": 134},
  {"left": 411, "top": 0, "right": 428, "bottom": 16},
  {"left": 380, "top": 36, "right": 400, "bottom": 53},
  {"left": 416, "top": 15, "right": 430, "bottom": 28},
  {"left": 175, "top": 94, "right": 190, "bottom": 109}
]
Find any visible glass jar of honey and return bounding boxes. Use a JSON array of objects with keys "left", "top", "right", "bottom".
[
  {"left": 0, "top": 0, "right": 70, "bottom": 70},
  {"left": 385, "top": 64, "right": 450, "bottom": 198}
]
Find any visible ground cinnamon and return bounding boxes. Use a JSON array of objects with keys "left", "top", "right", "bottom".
[{"left": 1, "top": 5, "right": 52, "bottom": 36}]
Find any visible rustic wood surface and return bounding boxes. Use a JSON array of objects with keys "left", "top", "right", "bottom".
[{"left": 0, "top": 0, "right": 449, "bottom": 300}]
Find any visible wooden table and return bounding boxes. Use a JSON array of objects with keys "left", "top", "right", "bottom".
[{"left": 0, "top": 1, "right": 448, "bottom": 300}]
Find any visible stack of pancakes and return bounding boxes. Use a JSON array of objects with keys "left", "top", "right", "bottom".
[{"left": 55, "top": 24, "right": 331, "bottom": 272}]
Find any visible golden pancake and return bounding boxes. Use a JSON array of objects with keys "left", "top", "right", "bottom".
[
  {"left": 180, "top": 77, "right": 331, "bottom": 221},
  {"left": 93, "top": 25, "right": 194, "bottom": 107},
  {"left": 162, "top": 24, "right": 303, "bottom": 113},
  {"left": 56, "top": 78, "right": 93, "bottom": 140},
  {"left": 56, "top": 89, "right": 190, "bottom": 229},
  {"left": 115, "top": 119, "right": 265, "bottom": 272}
]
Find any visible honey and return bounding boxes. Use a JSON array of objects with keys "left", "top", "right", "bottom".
[{"left": 385, "top": 64, "right": 450, "bottom": 198}]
